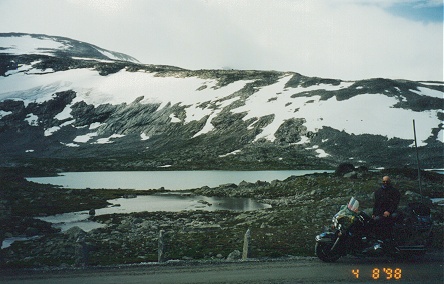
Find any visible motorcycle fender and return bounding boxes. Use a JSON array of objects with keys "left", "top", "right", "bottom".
[{"left": 315, "top": 232, "right": 336, "bottom": 243}]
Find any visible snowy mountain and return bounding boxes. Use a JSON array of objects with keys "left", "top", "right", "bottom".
[
  {"left": 0, "top": 33, "right": 139, "bottom": 63},
  {"left": 0, "top": 33, "right": 442, "bottom": 171}
]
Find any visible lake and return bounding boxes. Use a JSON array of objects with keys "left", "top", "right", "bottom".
[
  {"left": 26, "top": 170, "right": 333, "bottom": 190},
  {"left": 19, "top": 170, "right": 330, "bottom": 235},
  {"left": 2, "top": 192, "right": 272, "bottom": 248},
  {"left": 34, "top": 192, "right": 271, "bottom": 233},
  {"left": 22, "top": 170, "right": 334, "bottom": 236}
]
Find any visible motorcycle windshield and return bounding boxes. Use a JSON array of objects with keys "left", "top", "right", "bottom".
[{"left": 347, "top": 197, "right": 359, "bottom": 213}]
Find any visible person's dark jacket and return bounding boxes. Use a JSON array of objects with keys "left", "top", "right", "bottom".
[{"left": 373, "top": 184, "right": 401, "bottom": 216}]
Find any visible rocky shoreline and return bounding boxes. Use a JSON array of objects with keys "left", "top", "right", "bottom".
[{"left": 0, "top": 166, "right": 442, "bottom": 269}]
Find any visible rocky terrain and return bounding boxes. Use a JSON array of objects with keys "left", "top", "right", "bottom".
[
  {"left": 0, "top": 33, "right": 442, "bottom": 270},
  {"left": 1, "top": 33, "right": 443, "bottom": 171},
  {"left": 0, "top": 166, "right": 442, "bottom": 269}
]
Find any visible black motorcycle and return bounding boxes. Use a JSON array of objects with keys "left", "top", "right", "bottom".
[{"left": 315, "top": 197, "right": 433, "bottom": 262}]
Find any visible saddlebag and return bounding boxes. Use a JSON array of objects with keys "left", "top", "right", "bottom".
[
  {"left": 394, "top": 202, "right": 433, "bottom": 248},
  {"left": 403, "top": 202, "right": 432, "bottom": 229}
]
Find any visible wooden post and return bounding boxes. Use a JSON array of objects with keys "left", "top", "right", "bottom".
[
  {"left": 75, "top": 235, "right": 88, "bottom": 267},
  {"left": 158, "top": 230, "right": 165, "bottom": 263},
  {"left": 242, "top": 228, "right": 251, "bottom": 260}
]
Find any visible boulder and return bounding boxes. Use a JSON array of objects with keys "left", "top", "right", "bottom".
[
  {"left": 344, "top": 171, "right": 358, "bottom": 179},
  {"left": 335, "top": 163, "right": 355, "bottom": 176},
  {"left": 226, "top": 250, "right": 241, "bottom": 260},
  {"left": 404, "top": 191, "right": 432, "bottom": 206},
  {"left": 65, "top": 226, "right": 86, "bottom": 240}
]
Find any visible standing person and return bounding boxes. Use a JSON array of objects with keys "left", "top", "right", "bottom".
[{"left": 372, "top": 176, "right": 401, "bottom": 242}]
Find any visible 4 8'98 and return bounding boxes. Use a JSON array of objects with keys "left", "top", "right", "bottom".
[{"left": 352, "top": 268, "right": 402, "bottom": 280}]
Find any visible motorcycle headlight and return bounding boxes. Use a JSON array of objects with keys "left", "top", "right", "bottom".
[{"left": 332, "top": 216, "right": 339, "bottom": 228}]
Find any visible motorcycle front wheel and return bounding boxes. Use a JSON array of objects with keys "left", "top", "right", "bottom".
[{"left": 315, "top": 242, "right": 342, "bottom": 262}]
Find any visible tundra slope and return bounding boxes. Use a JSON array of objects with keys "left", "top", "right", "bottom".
[{"left": 0, "top": 33, "right": 443, "bottom": 171}]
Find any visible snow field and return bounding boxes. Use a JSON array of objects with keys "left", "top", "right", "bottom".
[
  {"left": 0, "top": 35, "right": 67, "bottom": 56},
  {"left": 0, "top": 66, "right": 442, "bottom": 148}
]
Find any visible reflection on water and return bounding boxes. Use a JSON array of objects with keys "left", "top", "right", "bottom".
[
  {"left": 1, "top": 236, "right": 41, "bottom": 249},
  {"left": 14, "top": 170, "right": 333, "bottom": 248},
  {"left": 36, "top": 193, "right": 271, "bottom": 232},
  {"left": 27, "top": 170, "right": 333, "bottom": 190}
]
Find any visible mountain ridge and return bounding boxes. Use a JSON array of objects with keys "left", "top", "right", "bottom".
[
  {"left": 0, "top": 33, "right": 442, "bottom": 171},
  {"left": 0, "top": 32, "right": 140, "bottom": 63}
]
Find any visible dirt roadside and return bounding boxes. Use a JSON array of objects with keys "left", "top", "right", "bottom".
[{"left": 0, "top": 251, "right": 442, "bottom": 284}]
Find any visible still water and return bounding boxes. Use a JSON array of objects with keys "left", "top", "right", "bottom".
[
  {"left": 35, "top": 192, "right": 271, "bottom": 233},
  {"left": 17, "top": 170, "right": 331, "bottom": 238},
  {"left": 2, "top": 193, "right": 271, "bottom": 248},
  {"left": 27, "top": 170, "right": 333, "bottom": 190}
]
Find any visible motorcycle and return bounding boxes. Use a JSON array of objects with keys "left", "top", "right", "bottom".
[{"left": 315, "top": 197, "right": 433, "bottom": 262}]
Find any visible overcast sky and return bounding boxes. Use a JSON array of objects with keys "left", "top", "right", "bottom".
[{"left": 0, "top": 0, "right": 442, "bottom": 81}]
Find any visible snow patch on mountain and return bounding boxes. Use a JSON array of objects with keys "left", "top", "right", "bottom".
[
  {"left": 0, "top": 68, "right": 252, "bottom": 129},
  {"left": 92, "top": 134, "right": 125, "bottom": 144},
  {"left": 71, "top": 57, "right": 115, "bottom": 63},
  {"left": 192, "top": 96, "right": 241, "bottom": 138},
  {"left": 411, "top": 87, "right": 443, "bottom": 99},
  {"left": 0, "top": 33, "right": 139, "bottom": 63},
  {"left": 230, "top": 75, "right": 441, "bottom": 146},
  {"left": 74, "top": 132, "right": 98, "bottom": 143},
  {"left": 169, "top": 114, "right": 181, "bottom": 123},
  {"left": 219, "top": 150, "right": 242, "bottom": 158},
  {"left": 0, "top": 65, "right": 442, "bottom": 146},
  {"left": 5, "top": 61, "right": 37, "bottom": 76},
  {"left": 0, "top": 65, "right": 443, "bottom": 145},
  {"left": 97, "top": 49, "right": 126, "bottom": 62},
  {"left": 60, "top": 142, "right": 80, "bottom": 148},
  {"left": 0, "top": 110, "right": 12, "bottom": 119},
  {"left": 140, "top": 133, "right": 150, "bottom": 141},
  {"left": 306, "top": 145, "right": 330, "bottom": 158},
  {"left": 0, "top": 35, "right": 67, "bottom": 56},
  {"left": 44, "top": 126, "right": 60, "bottom": 136},
  {"left": 24, "top": 113, "right": 38, "bottom": 126},
  {"left": 231, "top": 75, "right": 354, "bottom": 142},
  {"left": 315, "top": 149, "right": 330, "bottom": 158}
]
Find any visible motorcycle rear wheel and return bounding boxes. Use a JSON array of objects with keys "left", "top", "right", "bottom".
[{"left": 315, "top": 242, "right": 342, "bottom": 262}]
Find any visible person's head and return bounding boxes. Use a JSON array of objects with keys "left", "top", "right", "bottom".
[{"left": 382, "top": 176, "right": 391, "bottom": 187}]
